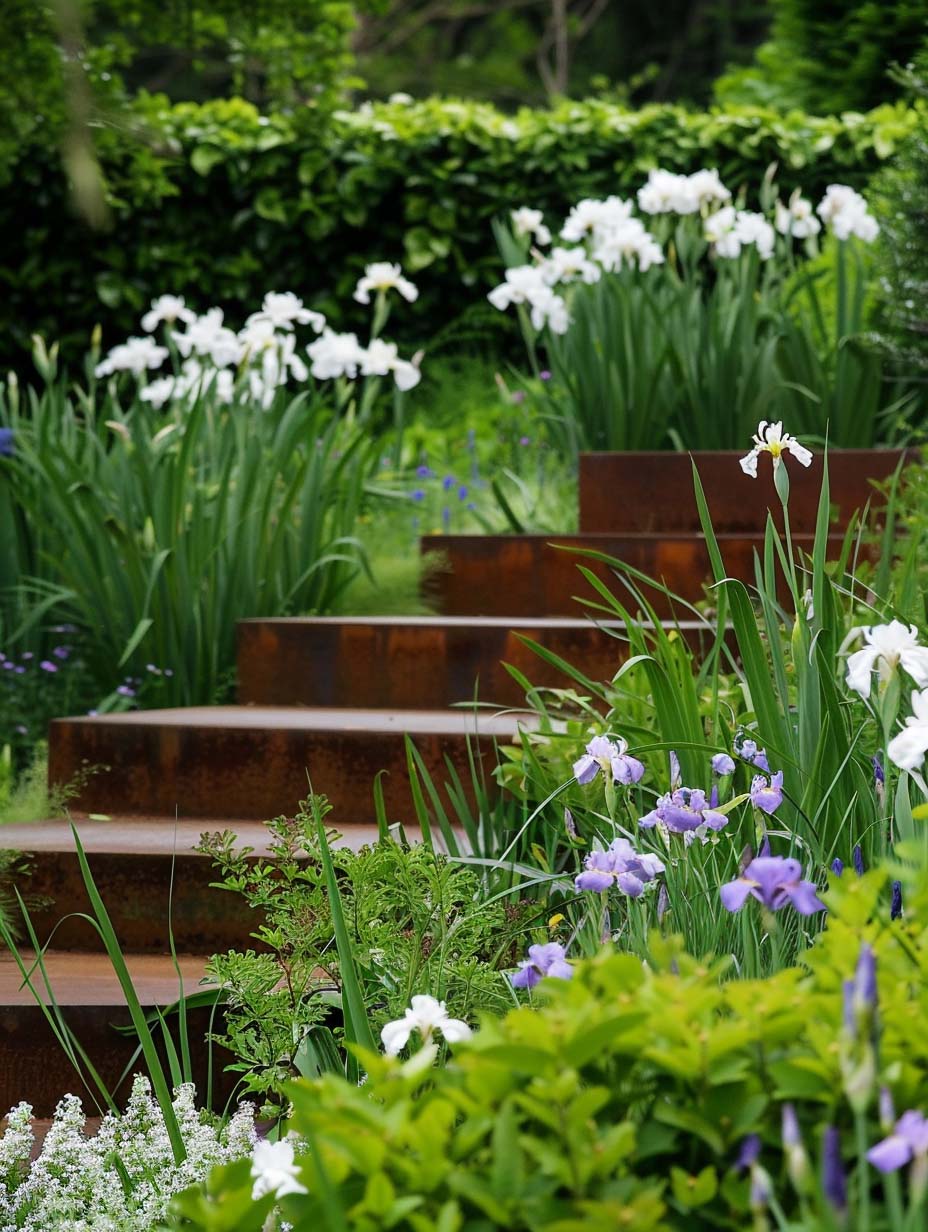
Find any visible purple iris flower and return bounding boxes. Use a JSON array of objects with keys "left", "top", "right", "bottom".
[
  {"left": 539, "top": 370, "right": 551, "bottom": 381},
  {"left": 0, "top": 428, "right": 12, "bottom": 457},
  {"left": 39, "top": 660, "right": 58, "bottom": 673},
  {"left": 831, "top": 857, "right": 844, "bottom": 877},
  {"left": 519, "top": 435, "right": 530, "bottom": 446},
  {"left": 442, "top": 475, "right": 455, "bottom": 491},
  {"left": 855, "top": 944, "right": 877, "bottom": 1012},
  {"left": 872, "top": 755, "right": 885, "bottom": 786},
  {"left": 891, "top": 880, "right": 903, "bottom": 920},
  {"left": 575, "top": 837, "right": 664, "bottom": 896},
  {"left": 572, "top": 735, "right": 645, "bottom": 786},
  {"left": 640, "top": 787, "right": 728, "bottom": 834},
  {"left": 823, "top": 1126, "right": 847, "bottom": 1213},
  {"left": 411, "top": 488, "right": 425, "bottom": 502},
  {"left": 719, "top": 856, "right": 825, "bottom": 915},
  {"left": 415, "top": 464, "right": 433, "bottom": 479},
  {"left": 757, "top": 834, "right": 771, "bottom": 858},
  {"left": 564, "top": 807, "right": 577, "bottom": 838},
  {"left": 116, "top": 684, "right": 136, "bottom": 698},
  {"left": 457, "top": 486, "right": 468, "bottom": 501},
  {"left": 511, "top": 942, "right": 573, "bottom": 989},
  {"left": 868, "top": 1110, "right": 928, "bottom": 1173},
  {"left": 669, "top": 751, "right": 681, "bottom": 789},
  {"left": 712, "top": 753, "right": 736, "bottom": 776},
  {"left": 736, "top": 737, "right": 770, "bottom": 772},
  {"left": 750, "top": 770, "right": 784, "bottom": 814},
  {"left": 853, "top": 845, "right": 865, "bottom": 876},
  {"left": 52, "top": 646, "right": 70, "bottom": 660}
]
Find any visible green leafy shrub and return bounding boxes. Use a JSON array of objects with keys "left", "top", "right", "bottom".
[
  {"left": 198, "top": 805, "right": 524, "bottom": 1113},
  {"left": 167, "top": 850, "right": 928, "bottom": 1231},
  {"left": 0, "top": 95, "right": 919, "bottom": 370}
]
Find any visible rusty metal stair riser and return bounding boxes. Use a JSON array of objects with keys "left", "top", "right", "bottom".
[
  {"left": 420, "top": 532, "right": 861, "bottom": 618},
  {"left": 578, "top": 449, "right": 910, "bottom": 536},
  {"left": 235, "top": 616, "right": 714, "bottom": 710},
  {"left": 47, "top": 707, "right": 530, "bottom": 823}
]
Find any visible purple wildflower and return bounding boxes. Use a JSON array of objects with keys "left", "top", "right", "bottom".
[
  {"left": 719, "top": 856, "right": 825, "bottom": 915},
  {"left": 868, "top": 1110, "right": 928, "bottom": 1173},
  {"left": 872, "top": 755, "right": 884, "bottom": 785},
  {"left": 511, "top": 390, "right": 526, "bottom": 404},
  {"left": 736, "top": 1134, "right": 762, "bottom": 1171},
  {"left": 657, "top": 882, "right": 670, "bottom": 923},
  {"left": 750, "top": 770, "right": 784, "bottom": 814},
  {"left": 0, "top": 428, "right": 13, "bottom": 457},
  {"left": 442, "top": 475, "right": 455, "bottom": 491},
  {"left": 539, "top": 370, "right": 551, "bottom": 381},
  {"left": 415, "top": 464, "right": 433, "bottom": 479},
  {"left": 411, "top": 489, "right": 425, "bottom": 502},
  {"left": 564, "top": 808, "right": 577, "bottom": 838},
  {"left": 39, "top": 660, "right": 58, "bottom": 673},
  {"left": 572, "top": 735, "right": 645, "bottom": 786},
  {"left": 457, "top": 485, "right": 468, "bottom": 501},
  {"left": 640, "top": 787, "right": 728, "bottom": 834},
  {"left": 854, "top": 944, "right": 877, "bottom": 1012},
  {"left": 880, "top": 1087, "right": 896, "bottom": 1132},
  {"left": 736, "top": 736, "right": 770, "bottom": 772},
  {"left": 823, "top": 1126, "right": 847, "bottom": 1213},
  {"left": 511, "top": 942, "right": 573, "bottom": 989},
  {"left": 757, "top": 834, "right": 772, "bottom": 858},
  {"left": 831, "top": 857, "right": 844, "bottom": 877},
  {"left": 853, "top": 845, "right": 865, "bottom": 876},
  {"left": 712, "top": 753, "right": 736, "bottom": 776},
  {"left": 575, "top": 837, "right": 664, "bottom": 896},
  {"left": 709, "top": 783, "right": 719, "bottom": 808},
  {"left": 891, "top": 880, "right": 903, "bottom": 920},
  {"left": 52, "top": 646, "right": 70, "bottom": 660},
  {"left": 116, "top": 684, "right": 136, "bottom": 698},
  {"left": 519, "top": 435, "right": 530, "bottom": 446}
]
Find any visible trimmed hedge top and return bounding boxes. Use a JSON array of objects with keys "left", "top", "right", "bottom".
[{"left": 2, "top": 94, "right": 921, "bottom": 368}]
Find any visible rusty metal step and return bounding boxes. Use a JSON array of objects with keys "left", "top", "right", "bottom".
[
  {"left": 420, "top": 532, "right": 855, "bottom": 617},
  {"left": 0, "top": 951, "right": 236, "bottom": 1117},
  {"left": 48, "top": 706, "right": 533, "bottom": 823},
  {"left": 0, "top": 817, "right": 451, "bottom": 953},
  {"left": 578, "top": 449, "right": 907, "bottom": 535},
  {"left": 236, "top": 615, "right": 708, "bottom": 709}
]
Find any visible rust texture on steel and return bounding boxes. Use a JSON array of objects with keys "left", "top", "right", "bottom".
[
  {"left": 420, "top": 532, "right": 856, "bottom": 618},
  {"left": 578, "top": 449, "right": 911, "bottom": 535},
  {"left": 236, "top": 616, "right": 681, "bottom": 709},
  {"left": 47, "top": 706, "right": 530, "bottom": 822}
]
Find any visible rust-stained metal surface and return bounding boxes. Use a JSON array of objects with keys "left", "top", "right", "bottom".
[
  {"left": 420, "top": 532, "right": 855, "bottom": 617},
  {"left": 0, "top": 952, "right": 237, "bottom": 1115},
  {"left": 47, "top": 706, "right": 534, "bottom": 823},
  {"left": 236, "top": 615, "right": 715, "bottom": 709},
  {"left": 0, "top": 818, "right": 461, "bottom": 952},
  {"left": 579, "top": 449, "right": 911, "bottom": 535}
]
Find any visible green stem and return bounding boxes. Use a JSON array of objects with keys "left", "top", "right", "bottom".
[{"left": 856, "top": 1111, "right": 871, "bottom": 1232}]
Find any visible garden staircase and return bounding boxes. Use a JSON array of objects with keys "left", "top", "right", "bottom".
[{"left": 0, "top": 448, "right": 898, "bottom": 1113}]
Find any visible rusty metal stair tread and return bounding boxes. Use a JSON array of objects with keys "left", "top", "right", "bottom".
[
  {"left": 58, "top": 705, "right": 535, "bottom": 734},
  {"left": 0, "top": 951, "right": 212, "bottom": 1006},
  {"left": 0, "top": 816, "right": 407, "bottom": 856}
]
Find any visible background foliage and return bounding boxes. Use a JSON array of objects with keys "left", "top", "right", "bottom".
[{"left": 0, "top": 94, "right": 917, "bottom": 372}]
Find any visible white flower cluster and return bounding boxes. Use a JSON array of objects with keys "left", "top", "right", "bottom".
[
  {"left": 0, "top": 1077, "right": 256, "bottom": 1231},
  {"left": 816, "top": 184, "right": 880, "bottom": 242},
  {"left": 491, "top": 171, "right": 881, "bottom": 334},
  {"left": 95, "top": 265, "right": 422, "bottom": 409}
]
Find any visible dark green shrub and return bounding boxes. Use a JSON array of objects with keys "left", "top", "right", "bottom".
[{"left": 0, "top": 95, "right": 917, "bottom": 371}]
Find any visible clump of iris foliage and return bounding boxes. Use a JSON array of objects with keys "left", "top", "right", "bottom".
[
  {"left": 0, "top": 276, "right": 574, "bottom": 748},
  {"left": 490, "top": 168, "right": 921, "bottom": 451}
]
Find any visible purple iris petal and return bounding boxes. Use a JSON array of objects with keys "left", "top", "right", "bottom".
[
  {"left": 638, "top": 807, "right": 661, "bottom": 829},
  {"left": 611, "top": 752, "right": 645, "bottom": 785},
  {"left": 39, "top": 660, "right": 58, "bottom": 673},
  {"left": 669, "top": 751, "right": 681, "bottom": 788},
  {"left": 511, "top": 963, "right": 542, "bottom": 989},
  {"left": 712, "top": 753, "right": 736, "bottom": 776},
  {"left": 855, "top": 945, "right": 877, "bottom": 1010},
  {"left": 872, "top": 755, "right": 885, "bottom": 786},
  {"left": 781, "top": 1104, "right": 801, "bottom": 1148},
  {"left": 572, "top": 754, "right": 599, "bottom": 784},
  {"left": 868, "top": 1132, "right": 913, "bottom": 1173},
  {"left": 750, "top": 770, "right": 784, "bottom": 814},
  {"left": 757, "top": 834, "right": 771, "bottom": 858},
  {"left": 576, "top": 868, "right": 614, "bottom": 893},
  {"left": 617, "top": 871, "right": 645, "bottom": 897},
  {"left": 720, "top": 856, "right": 825, "bottom": 916},
  {"left": 701, "top": 808, "right": 728, "bottom": 831}
]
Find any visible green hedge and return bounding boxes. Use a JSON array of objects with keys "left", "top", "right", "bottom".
[{"left": 1, "top": 94, "right": 920, "bottom": 368}]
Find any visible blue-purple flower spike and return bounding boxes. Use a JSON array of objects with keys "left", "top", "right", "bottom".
[
  {"left": 822, "top": 1126, "right": 847, "bottom": 1213},
  {"left": 853, "top": 845, "right": 865, "bottom": 877},
  {"left": 831, "top": 857, "right": 844, "bottom": 877},
  {"left": 891, "top": 880, "right": 903, "bottom": 920}
]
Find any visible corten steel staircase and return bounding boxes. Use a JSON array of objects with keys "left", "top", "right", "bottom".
[{"left": 0, "top": 448, "right": 897, "bottom": 1114}]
